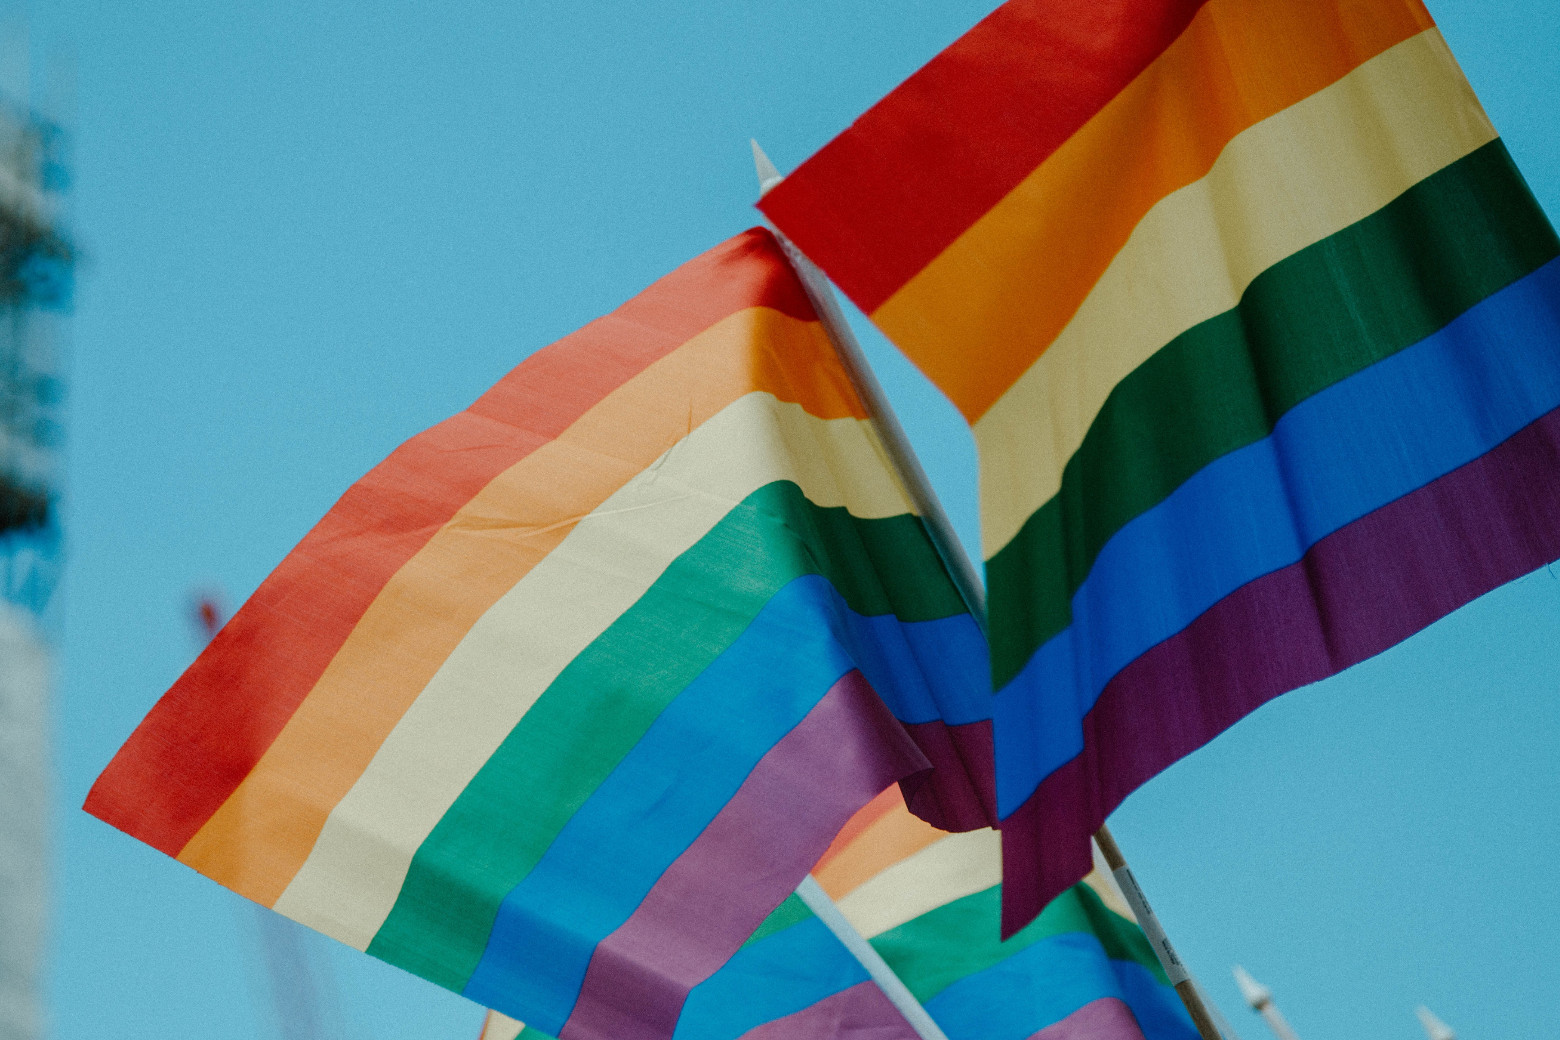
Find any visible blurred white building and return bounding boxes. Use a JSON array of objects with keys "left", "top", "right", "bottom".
[
  {"left": 0, "top": 602, "right": 48, "bottom": 1040},
  {"left": 0, "top": 56, "right": 71, "bottom": 1040}
]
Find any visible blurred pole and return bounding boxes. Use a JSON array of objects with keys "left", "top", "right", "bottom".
[
  {"left": 192, "top": 595, "right": 348, "bottom": 1040},
  {"left": 1192, "top": 977, "right": 1244, "bottom": 1040},
  {"left": 1416, "top": 1006, "right": 1455, "bottom": 1040},
  {"left": 1233, "top": 966, "right": 1301, "bottom": 1040},
  {"left": 0, "top": 603, "right": 48, "bottom": 1040}
]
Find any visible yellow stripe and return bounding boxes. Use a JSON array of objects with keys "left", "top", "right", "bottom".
[
  {"left": 973, "top": 29, "right": 1493, "bottom": 557},
  {"left": 1082, "top": 839, "right": 1134, "bottom": 922},
  {"left": 834, "top": 829, "right": 1000, "bottom": 940},
  {"left": 271, "top": 392, "right": 914, "bottom": 949},
  {"left": 479, "top": 1011, "right": 525, "bottom": 1040}
]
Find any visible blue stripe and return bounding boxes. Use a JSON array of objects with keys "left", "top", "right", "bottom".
[
  {"left": 995, "top": 256, "right": 1560, "bottom": 815},
  {"left": 460, "top": 573, "right": 981, "bottom": 1031},
  {"left": 992, "top": 255, "right": 1560, "bottom": 817},
  {"left": 1119, "top": 967, "right": 1206, "bottom": 1040},
  {"left": 673, "top": 915, "right": 868, "bottom": 1040},
  {"left": 923, "top": 932, "right": 1196, "bottom": 1040},
  {"left": 839, "top": 608, "right": 989, "bottom": 726}
]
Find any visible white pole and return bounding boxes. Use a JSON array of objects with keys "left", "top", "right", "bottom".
[
  {"left": 752, "top": 139, "right": 1227, "bottom": 1040},
  {"left": 796, "top": 877, "right": 951, "bottom": 1040},
  {"left": 753, "top": 140, "right": 958, "bottom": 1040},
  {"left": 1233, "top": 966, "right": 1301, "bottom": 1040},
  {"left": 751, "top": 141, "right": 985, "bottom": 629},
  {"left": 1416, "top": 1006, "right": 1455, "bottom": 1040}
]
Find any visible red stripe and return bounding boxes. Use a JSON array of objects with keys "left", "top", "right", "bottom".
[
  {"left": 999, "top": 403, "right": 1560, "bottom": 935},
  {"left": 758, "top": 0, "right": 1209, "bottom": 313},
  {"left": 84, "top": 228, "right": 816, "bottom": 858}
]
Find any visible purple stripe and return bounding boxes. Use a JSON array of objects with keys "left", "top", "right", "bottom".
[
  {"left": 1028, "top": 998, "right": 1146, "bottom": 1040},
  {"left": 1001, "top": 405, "right": 1560, "bottom": 934},
  {"left": 559, "top": 670, "right": 931, "bottom": 1040},
  {"left": 901, "top": 719, "right": 997, "bottom": 832},
  {"left": 735, "top": 981, "right": 920, "bottom": 1040}
]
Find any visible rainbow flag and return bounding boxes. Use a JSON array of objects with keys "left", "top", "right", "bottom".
[
  {"left": 814, "top": 786, "right": 1198, "bottom": 1040},
  {"left": 480, "top": 786, "right": 1194, "bottom": 1040},
  {"left": 476, "top": 886, "right": 925, "bottom": 1040},
  {"left": 761, "top": 0, "right": 1560, "bottom": 931},
  {"left": 84, "top": 229, "right": 989, "bottom": 1038}
]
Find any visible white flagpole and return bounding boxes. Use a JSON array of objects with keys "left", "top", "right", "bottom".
[
  {"left": 750, "top": 141, "right": 954, "bottom": 1040},
  {"left": 751, "top": 140, "right": 1226, "bottom": 1040},
  {"left": 751, "top": 141, "right": 984, "bottom": 629},
  {"left": 1233, "top": 966, "right": 1302, "bottom": 1040},
  {"left": 796, "top": 877, "right": 951, "bottom": 1040}
]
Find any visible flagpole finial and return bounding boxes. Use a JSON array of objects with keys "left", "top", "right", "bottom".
[
  {"left": 751, "top": 139, "right": 784, "bottom": 196},
  {"left": 1417, "top": 1006, "right": 1455, "bottom": 1040},
  {"left": 1233, "top": 966, "right": 1272, "bottom": 1010}
]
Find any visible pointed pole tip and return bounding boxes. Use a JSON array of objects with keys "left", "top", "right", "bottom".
[
  {"left": 750, "top": 138, "right": 784, "bottom": 196},
  {"left": 1416, "top": 1006, "right": 1455, "bottom": 1040},
  {"left": 1232, "top": 966, "right": 1271, "bottom": 1011}
]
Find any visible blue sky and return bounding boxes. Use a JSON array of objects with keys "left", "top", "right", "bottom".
[{"left": 22, "top": 0, "right": 1560, "bottom": 1037}]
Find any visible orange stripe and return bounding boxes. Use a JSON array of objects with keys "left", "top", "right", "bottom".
[
  {"left": 811, "top": 785, "right": 903, "bottom": 878},
  {"left": 176, "top": 307, "right": 860, "bottom": 904},
  {"left": 872, "top": 0, "right": 1433, "bottom": 421},
  {"left": 812, "top": 789, "right": 949, "bottom": 901}
]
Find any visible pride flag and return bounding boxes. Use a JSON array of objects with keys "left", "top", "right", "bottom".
[
  {"left": 761, "top": 0, "right": 1560, "bottom": 930},
  {"left": 477, "top": 889, "right": 924, "bottom": 1040},
  {"left": 482, "top": 785, "right": 1196, "bottom": 1040},
  {"left": 85, "top": 229, "right": 988, "bottom": 1038},
  {"left": 814, "top": 786, "right": 1198, "bottom": 1040}
]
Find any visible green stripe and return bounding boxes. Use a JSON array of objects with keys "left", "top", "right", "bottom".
[
  {"left": 869, "top": 882, "right": 1164, "bottom": 1005},
  {"left": 516, "top": 1028, "right": 555, "bottom": 1040},
  {"left": 366, "top": 479, "right": 964, "bottom": 989},
  {"left": 741, "top": 892, "right": 815, "bottom": 950},
  {"left": 988, "top": 140, "right": 1560, "bottom": 686}
]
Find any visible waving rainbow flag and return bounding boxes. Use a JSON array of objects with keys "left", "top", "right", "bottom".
[
  {"left": 761, "top": 0, "right": 1560, "bottom": 930},
  {"left": 85, "top": 229, "right": 988, "bottom": 1038},
  {"left": 482, "top": 783, "right": 1196, "bottom": 1040},
  {"left": 813, "top": 786, "right": 1197, "bottom": 1040},
  {"left": 477, "top": 890, "right": 925, "bottom": 1040}
]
